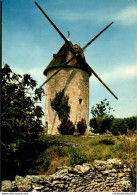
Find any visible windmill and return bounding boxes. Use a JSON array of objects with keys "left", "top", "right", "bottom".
[{"left": 35, "top": 2, "right": 118, "bottom": 135}]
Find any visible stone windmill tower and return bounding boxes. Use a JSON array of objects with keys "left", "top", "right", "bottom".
[{"left": 35, "top": 2, "right": 118, "bottom": 135}]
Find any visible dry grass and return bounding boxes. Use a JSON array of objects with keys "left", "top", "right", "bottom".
[{"left": 29, "top": 133, "right": 136, "bottom": 191}]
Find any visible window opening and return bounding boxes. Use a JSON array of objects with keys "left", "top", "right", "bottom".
[
  {"left": 46, "top": 121, "right": 48, "bottom": 129},
  {"left": 79, "top": 98, "right": 83, "bottom": 105}
]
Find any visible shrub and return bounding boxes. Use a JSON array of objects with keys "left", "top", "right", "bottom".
[
  {"left": 125, "top": 116, "right": 137, "bottom": 131},
  {"left": 89, "top": 117, "right": 113, "bottom": 134},
  {"left": 89, "top": 118, "right": 98, "bottom": 132},
  {"left": 110, "top": 118, "right": 127, "bottom": 135},
  {"left": 77, "top": 118, "right": 87, "bottom": 135},
  {"left": 58, "top": 119, "right": 75, "bottom": 135}
]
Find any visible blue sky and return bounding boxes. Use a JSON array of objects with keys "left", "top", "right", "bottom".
[{"left": 2, "top": 0, "right": 137, "bottom": 124}]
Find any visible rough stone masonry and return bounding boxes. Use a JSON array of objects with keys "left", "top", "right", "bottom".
[
  {"left": 1, "top": 158, "right": 131, "bottom": 192},
  {"left": 44, "top": 42, "right": 91, "bottom": 135}
]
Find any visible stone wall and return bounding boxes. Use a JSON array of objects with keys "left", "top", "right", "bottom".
[{"left": 1, "top": 158, "right": 131, "bottom": 192}]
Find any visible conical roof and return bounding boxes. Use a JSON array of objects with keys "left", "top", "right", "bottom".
[{"left": 43, "top": 41, "right": 91, "bottom": 76}]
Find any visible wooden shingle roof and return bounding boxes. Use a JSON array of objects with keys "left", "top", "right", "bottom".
[{"left": 43, "top": 41, "right": 91, "bottom": 76}]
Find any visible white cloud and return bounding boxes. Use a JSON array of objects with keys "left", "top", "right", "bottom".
[
  {"left": 10, "top": 65, "right": 46, "bottom": 87},
  {"left": 90, "top": 64, "right": 137, "bottom": 84},
  {"left": 54, "top": 5, "right": 137, "bottom": 26},
  {"left": 113, "top": 6, "right": 137, "bottom": 26}
]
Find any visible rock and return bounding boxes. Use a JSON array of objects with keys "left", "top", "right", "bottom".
[
  {"left": 57, "top": 183, "right": 65, "bottom": 188},
  {"left": 93, "top": 160, "right": 106, "bottom": 170},
  {"left": 93, "top": 160, "right": 107, "bottom": 166},
  {"left": 1, "top": 158, "right": 131, "bottom": 192},
  {"left": 118, "top": 173, "right": 125, "bottom": 178},
  {"left": 43, "top": 187, "right": 50, "bottom": 191},
  {"left": 11, "top": 181, "right": 17, "bottom": 191},
  {"left": 52, "top": 169, "right": 68, "bottom": 179},
  {"left": 124, "top": 167, "right": 131, "bottom": 172},
  {"left": 40, "top": 175, "right": 52, "bottom": 183},
  {"left": 101, "top": 170, "right": 110, "bottom": 175},
  {"left": 107, "top": 158, "right": 122, "bottom": 166},
  {"left": 32, "top": 183, "right": 44, "bottom": 188},
  {"left": 120, "top": 180, "right": 131, "bottom": 187},
  {"left": 26, "top": 175, "right": 39, "bottom": 183},
  {"left": 74, "top": 164, "right": 90, "bottom": 173},
  {"left": 15, "top": 175, "right": 31, "bottom": 192},
  {"left": 71, "top": 178, "right": 76, "bottom": 183},
  {"left": 75, "top": 186, "right": 85, "bottom": 191},
  {"left": 33, "top": 186, "right": 45, "bottom": 191},
  {"left": 106, "top": 164, "right": 113, "bottom": 169},
  {"left": 110, "top": 168, "right": 117, "bottom": 173},
  {"left": 1, "top": 180, "right": 15, "bottom": 192}
]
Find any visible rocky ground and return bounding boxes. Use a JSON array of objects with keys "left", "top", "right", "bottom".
[{"left": 1, "top": 158, "right": 131, "bottom": 192}]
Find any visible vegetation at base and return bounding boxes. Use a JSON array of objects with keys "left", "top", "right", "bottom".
[
  {"left": 57, "top": 119, "right": 75, "bottom": 135},
  {"left": 77, "top": 118, "right": 87, "bottom": 135},
  {"left": 89, "top": 99, "right": 136, "bottom": 135},
  {"left": 1, "top": 64, "right": 45, "bottom": 180}
]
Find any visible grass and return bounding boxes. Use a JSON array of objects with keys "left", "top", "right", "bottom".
[{"left": 29, "top": 133, "right": 136, "bottom": 191}]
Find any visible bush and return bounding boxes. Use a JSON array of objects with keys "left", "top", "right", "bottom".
[
  {"left": 110, "top": 118, "right": 127, "bottom": 135},
  {"left": 77, "top": 118, "right": 87, "bottom": 135},
  {"left": 58, "top": 119, "right": 75, "bottom": 135},
  {"left": 89, "top": 117, "right": 113, "bottom": 134},
  {"left": 125, "top": 116, "right": 137, "bottom": 130}
]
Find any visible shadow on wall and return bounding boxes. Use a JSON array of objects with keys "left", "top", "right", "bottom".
[{"left": 50, "top": 69, "right": 77, "bottom": 134}]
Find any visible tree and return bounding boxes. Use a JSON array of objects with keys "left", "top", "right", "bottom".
[
  {"left": 91, "top": 98, "right": 114, "bottom": 118},
  {"left": 90, "top": 99, "right": 114, "bottom": 134},
  {"left": 1, "top": 64, "right": 45, "bottom": 180},
  {"left": 51, "top": 89, "right": 75, "bottom": 135}
]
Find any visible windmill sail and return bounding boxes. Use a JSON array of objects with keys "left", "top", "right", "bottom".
[{"left": 35, "top": 2, "right": 118, "bottom": 100}]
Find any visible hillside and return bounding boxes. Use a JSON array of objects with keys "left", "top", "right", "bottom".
[{"left": 28, "top": 134, "right": 136, "bottom": 190}]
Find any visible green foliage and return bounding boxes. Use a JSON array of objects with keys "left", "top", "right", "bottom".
[
  {"left": 124, "top": 117, "right": 137, "bottom": 130},
  {"left": 1, "top": 64, "right": 45, "bottom": 180},
  {"left": 77, "top": 118, "right": 87, "bottom": 135},
  {"left": 51, "top": 89, "right": 70, "bottom": 121},
  {"left": 58, "top": 119, "right": 75, "bottom": 135},
  {"left": 110, "top": 118, "right": 127, "bottom": 135},
  {"left": 69, "top": 148, "right": 87, "bottom": 166},
  {"left": 51, "top": 89, "right": 75, "bottom": 135},
  {"left": 90, "top": 116, "right": 114, "bottom": 134},
  {"left": 90, "top": 99, "right": 136, "bottom": 135},
  {"left": 90, "top": 99, "right": 114, "bottom": 134},
  {"left": 91, "top": 98, "right": 114, "bottom": 118}
]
